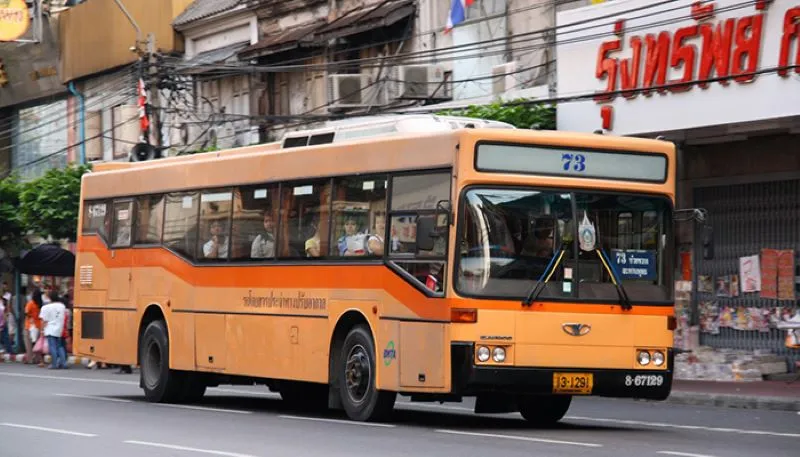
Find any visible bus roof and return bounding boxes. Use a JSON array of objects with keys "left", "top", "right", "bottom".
[{"left": 83, "top": 128, "right": 675, "bottom": 200}]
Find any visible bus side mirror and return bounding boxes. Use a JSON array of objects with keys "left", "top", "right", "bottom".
[
  {"left": 702, "top": 225, "right": 714, "bottom": 260},
  {"left": 416, "top": 216, "right": 437, "bottom": 252}
]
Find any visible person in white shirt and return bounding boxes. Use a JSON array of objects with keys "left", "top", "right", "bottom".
[
  {"left": 251, "top": 212, "right": 276, "bottom": 258},
  {"left": 39, "top": 291, "right": 67, "bottom": 369},
  {"left": 203, "top": 220, "right": 229, "bottom": 259}
]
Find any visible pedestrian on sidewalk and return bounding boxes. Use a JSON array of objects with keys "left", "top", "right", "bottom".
[
  {"left": 23, "top": 290, "right": 43, "bottom": 365},
  {"left": 38, "top": 291, "right": 67, "bottom": 370}
]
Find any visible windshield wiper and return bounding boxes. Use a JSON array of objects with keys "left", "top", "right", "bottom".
[
  {"left": 522, "top": 247, "right": 566, "bottom": 307},
  {"left": 596, "top": 248, "right": 633, "bottom": 311}
]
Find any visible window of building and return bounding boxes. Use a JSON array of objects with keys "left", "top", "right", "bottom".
[
  {"left": 231, "top": 184, "right": 280, "bottom": 260},
  {"left": 110, "top": 200, "right": 134, "bottom": 248},
  {"left": 387, "top": 172, "right": 451, "bottom": 294},
  {"left": 134, "top": 195, "right": 164, "bottom": 245},
  {"left": 82, "top": 200, "right": 110, "bottom": 240},
  {"left": 330, "top": 175, "right": 387, "bottom": 257},
  {"left": 163, "top": 192, "right": 200, "bottom": 259},
  {"left": 198, "top": 189, "right": 233, "bottom": 260},
  {"left": 279, "top": 180, "right": 331, "bottom": 259}
]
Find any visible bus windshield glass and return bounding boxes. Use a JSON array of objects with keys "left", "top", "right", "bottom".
[{"left": 457, "top": 188, "right": 672, "bottom": 304}]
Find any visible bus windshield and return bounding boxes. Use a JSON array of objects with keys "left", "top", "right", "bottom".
[{"left": 456, "top": 187, "right": 672, "bottom": 304}]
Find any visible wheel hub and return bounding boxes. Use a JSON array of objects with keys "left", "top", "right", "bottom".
[{"left": 344, "top": 344, "right": 370, "bottom": 404}]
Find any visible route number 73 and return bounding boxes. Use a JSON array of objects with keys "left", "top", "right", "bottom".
[{"left": 561, "top": 153, "right": 587, "bottom": 172}]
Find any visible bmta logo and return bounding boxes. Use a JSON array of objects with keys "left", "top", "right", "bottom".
[{"left": 383, "top": 341, "right": 396, "bottom": 366}]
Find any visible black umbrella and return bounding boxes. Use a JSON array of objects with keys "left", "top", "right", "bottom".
[{"left": 13, "top": 243, "right": 75, "bottom": 277}]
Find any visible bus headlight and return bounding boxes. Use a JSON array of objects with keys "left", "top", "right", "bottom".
[
  {"left": 637, "top": 350, "right": 651, "bottom": 366},
  {"left": 652, "top": 351, "right": 665, "bottom": 366},
  {"left": 492, "top": 347, "right": 506, "bottom": 363},
  {"left": 476, "top": 346, "right": 490, "bottom": 362}
]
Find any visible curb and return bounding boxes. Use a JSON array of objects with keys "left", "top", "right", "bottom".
[
  {"left": 1, "top": 353, "right": 93, "bottom": 367},
  {"left": 665, "top": 391, "right": 800, "bottom": 412}
]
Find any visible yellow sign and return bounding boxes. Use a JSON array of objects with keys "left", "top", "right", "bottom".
[{"left": 0, "top": 0, "right": 30, "bottom": 42}]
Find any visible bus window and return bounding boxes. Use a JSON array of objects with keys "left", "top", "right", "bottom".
[
  {"left": 330, "top": 175, "right": 387, "bottom": 257},
  {"left": 111, "top": 200, "right": 134, "bottom": 248},
  {"left": 134, "top": 195, "right": 164, "bottom": 245},
  {"left": 388, "top": 172, "right": 450, "bottom": 294},
  {"left": 279, "top": 180, "right": 331, "bottom": 259},
  {"left": 163, "top": 192, "right": 200, "bottom": 260},
  {"left": 82, "top": 200, "right": 110, "bottom": 240},
  {"left": 231, "top": 185, "right": 279, "bottom": 260},
  {"left": 198, "top": 189, "right": 233, "bottom": 260}
]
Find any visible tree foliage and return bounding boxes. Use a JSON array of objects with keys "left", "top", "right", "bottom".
[
  {"left": 0, "top": 173, "right": 27, "bottom": 252},
  {"left": 437, "top": 99, "right": 556, "bottom": 130},
  {"left": 18, "top": 163, "right": 92, "bottom": 242}
]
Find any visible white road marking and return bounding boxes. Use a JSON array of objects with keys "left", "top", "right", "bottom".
[
  {"left": 54, "top": 393, "right": 133, "bottom": 403},
  {"left": 124, "top": 440, "right": 256, "bottom": 457},
  {"left": 1, "top": 423, "right": 97, "bottom": 437},
  {"left": 566, "top": 416, "right": 800, "bottom": 438},
  {"left": 435, "top": 429, "right": 602, "bottom": 447},
  {"left": 156, "top": 403, "right": 252, "bottom": 415},
  {"left": 657, "top": 452, "right": 717, "bottom": 457},
  {"left": 0, "top": 372, "right": 137, "bottom": 385},
  {"left": 279, "top": 415, "right": 395, "bottom": 428}
]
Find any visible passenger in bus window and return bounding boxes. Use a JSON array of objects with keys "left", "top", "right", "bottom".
[
  {"left": 305, "top": 216, "right": 321, "bottom": 257},
  {"left": 367, "top": 212, "right": 386, "bottom": 256},
  {"left": 203, "top": 220, "right": 229, "bottom": 259},
  {"left": 251, "top": 212, "right": 276, "bottom": 259},
  {"left": 337, "top": 217, "right": 367, "bottom": 256}
]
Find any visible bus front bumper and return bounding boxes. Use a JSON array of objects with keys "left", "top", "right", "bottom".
[{"left": 451, "top": 343, "right": 674, "bottom": 401}]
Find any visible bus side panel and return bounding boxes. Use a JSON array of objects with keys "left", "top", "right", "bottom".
[
  {"left": 398, "top": 322, "right": 447, "bottom": 389},
  {"left": 225, "top": 315, "right": 329, "bottom": 383},
  {"left": 375, "top": 319, "right": 400, "bottom": 391},
  {"left": 168, "top": 311, "right": 196, "bottom": 371}
]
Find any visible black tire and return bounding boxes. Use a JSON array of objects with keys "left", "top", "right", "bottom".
[
  {"left": 517, "top": 394, "right": 572, "bottom": 427},
  {"left": 338, "top": 325, "right": 396, "bottom": 422},
  {"left": 139, "top": 320, "right": 184, "bottom": 403}
]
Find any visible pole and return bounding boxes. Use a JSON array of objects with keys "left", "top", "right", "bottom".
[
  {"left": 113, "top": 0, "right": 142, "bottom": 49},
  {"left": 146, "top": 33, "right": 162, "bottom": 151}
]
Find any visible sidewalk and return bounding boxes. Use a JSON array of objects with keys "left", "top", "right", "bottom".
[{"left": 667, "top": 379, "right": 800, "bottom": 412}]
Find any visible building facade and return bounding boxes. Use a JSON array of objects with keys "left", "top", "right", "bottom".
[{"left": 556, "top": 0, "right": 800, "bottom": 370}]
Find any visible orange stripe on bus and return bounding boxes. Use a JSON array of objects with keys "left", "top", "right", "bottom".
[{"left": 78, "top": 236, "right": 674, "bottom": 318}]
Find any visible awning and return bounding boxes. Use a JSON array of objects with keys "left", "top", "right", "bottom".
[
  {"left": 13, "top": 243, "right": 75, "bottom": 277},
  {"left": 238, "top": 20, "right": 326, "bottom": 60},
  {"left": 180, "top": 41, "right": 251, "bottom": 73},
  {"left": 315, "top": 0, "right": 415, "bottom": 42}
]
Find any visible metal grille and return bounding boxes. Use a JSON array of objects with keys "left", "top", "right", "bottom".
[{"left": 693, "top": 179, "right": 800, "bottom": 372}]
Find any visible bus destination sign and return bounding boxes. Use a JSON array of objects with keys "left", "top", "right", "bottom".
[{"left": 475, "top": 144, "right": 667, "bottom": 183}]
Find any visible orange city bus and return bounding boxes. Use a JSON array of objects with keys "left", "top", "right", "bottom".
[{"left": 73, "top": 115, "right": 677, "bottom": 424}]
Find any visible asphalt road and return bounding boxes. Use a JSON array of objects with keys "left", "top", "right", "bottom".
[{"left": 1, "top": 363, "right": 798, "bottom": 457}]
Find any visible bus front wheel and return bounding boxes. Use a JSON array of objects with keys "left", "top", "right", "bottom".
[
  {"left": 140, "top": 320, "right": 183, "bottom": 403},
  {"left": 338, "top": 325, "right": 396, "bottom": 422},
  {"left": 517, "top": 394, "right": 572, "bottom": 427}
]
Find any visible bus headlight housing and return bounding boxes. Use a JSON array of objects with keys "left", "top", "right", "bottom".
[
  {"left": 476, "top": 346, "right": 490, "bottom": 362},
  {"left": 492, "top": 347, "right": 506, "bottom": 363},
  {"left": 637, "top": 350, "right": 651, "bottom": 366},
  {"left": 652, "top": 350, "right": 665, "bottom": 366}
]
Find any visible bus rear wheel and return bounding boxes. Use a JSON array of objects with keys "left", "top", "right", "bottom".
[
  {"left": 517, "top": 394, "right": 572, "bottom": 427},
  {"left": 338, "top": 325, "right": 396, "bottom": 422},
  {"left": 140, "top": 320, "right": 183, "bottom": 403}
]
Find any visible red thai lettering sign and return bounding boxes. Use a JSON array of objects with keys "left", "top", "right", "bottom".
[
  {"left": 555, "top": 0, "right": 800, "bottom": 133},
  {"left": 0, "top": 0, "right": 30, "bottom": 42},
  {"left": 594, "top": 1, "right": 800, "bottom": 103}
]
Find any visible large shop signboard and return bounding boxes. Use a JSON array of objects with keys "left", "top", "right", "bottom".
[{"left": 556, "top": 0, "right": 800, "bottom": 135}]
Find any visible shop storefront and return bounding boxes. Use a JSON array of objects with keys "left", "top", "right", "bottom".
[{"left": 556, "top": 0, "right": 800, "bottom": 376}]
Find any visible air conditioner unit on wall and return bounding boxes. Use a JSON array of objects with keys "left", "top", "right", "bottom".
[
  {"left": 396, "top": 65, "right": 450, "bottom": 100},
  {"left": 327, "top": 74, "right": 386, "bottom": 110},
  {"left": 492, "top": 61, "right": 518, "bottom": 95}
]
